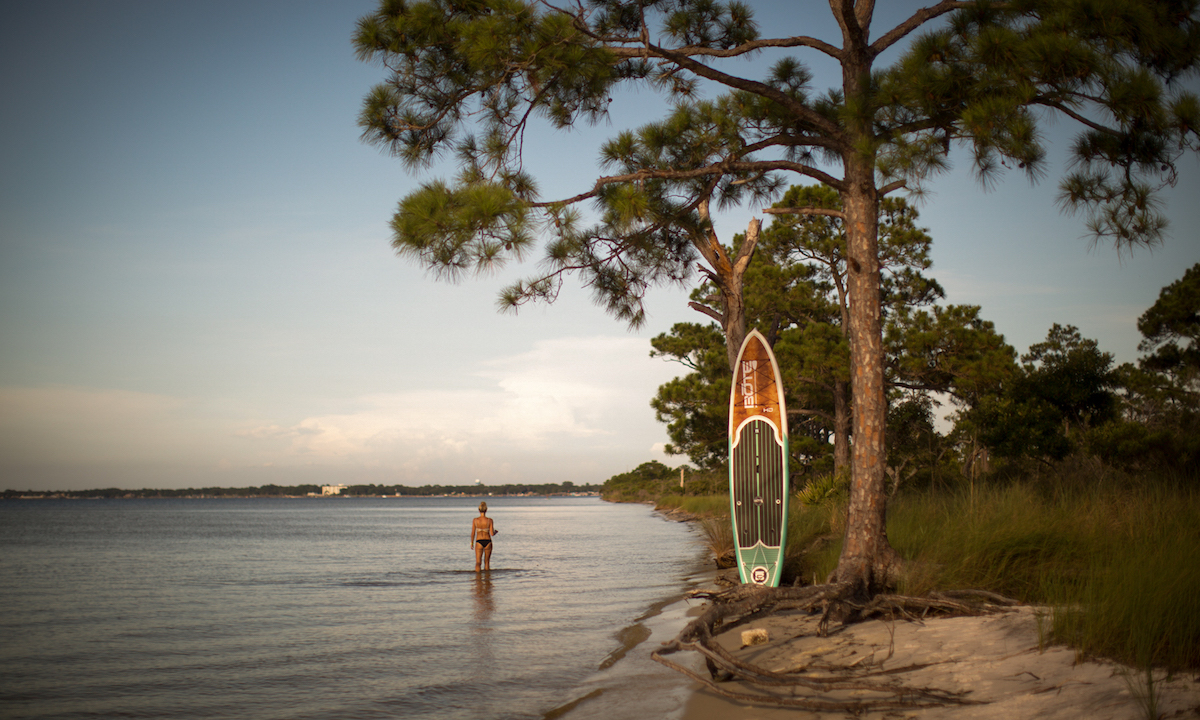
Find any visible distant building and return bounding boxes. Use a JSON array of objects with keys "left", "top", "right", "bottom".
[{"left": 321, "top": 484, "right": 347, "bottom": 496}]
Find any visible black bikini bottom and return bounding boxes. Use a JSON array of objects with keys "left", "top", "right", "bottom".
[{"left": 476, "top": 539, "right": 492, "bottom": 548}]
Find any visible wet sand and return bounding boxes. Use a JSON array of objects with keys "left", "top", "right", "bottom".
[{"left": 547, "top": 569, "right": 715, "bottom": 720}]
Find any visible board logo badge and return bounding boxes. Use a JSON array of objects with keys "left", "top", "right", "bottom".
[
  {"left": 750, "top": 566, "right": 769, "bottom": 584},
  {"left": 741, "top": 359, "right": 758, "bottom": 408}
]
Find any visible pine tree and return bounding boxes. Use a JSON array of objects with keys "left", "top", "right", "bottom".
[{"left": 355, "top": 0, "right": 1200, "bottom": 593}]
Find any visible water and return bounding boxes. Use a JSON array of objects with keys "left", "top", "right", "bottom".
[{"left": 0, "top": 496, "right": 708, "bottom": 720}]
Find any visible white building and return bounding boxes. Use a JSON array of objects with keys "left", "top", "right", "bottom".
[{"left": 321, "top": 484, "right": 347, "bottom": 496}]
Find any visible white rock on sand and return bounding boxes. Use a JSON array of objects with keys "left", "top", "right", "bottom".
[{"left": 681, "top": 605, "right": 1200, "bottom": 720}]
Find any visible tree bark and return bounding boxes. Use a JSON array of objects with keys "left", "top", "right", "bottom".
[
  {"left": 827, "top": 21, "right": 901, "bottom": 591},
  {"left": 830, "top": 160, "right": 899, "bottom": 592},
  {"left": 719, "top": 218, "right": 761, "bottom": 371},
  {"left": 720, "top": 271, "right": 748, "bottom": 373}
]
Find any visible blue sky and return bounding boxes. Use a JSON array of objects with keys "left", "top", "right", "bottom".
[{"left": 2, "top": 1, "right": 1197, "bottom": 491}]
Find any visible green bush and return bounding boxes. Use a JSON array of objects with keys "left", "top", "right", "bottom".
[{"left": 601, "top": 461, "right": 680, "bottom": 502}]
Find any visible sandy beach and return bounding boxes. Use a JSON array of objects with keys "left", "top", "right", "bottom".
[
  {"left": 677, "top": 602, "right": 1200, "bottom": 720},
  {"left": 552, "top": 513, "right": 1199, "bottom": 720}
]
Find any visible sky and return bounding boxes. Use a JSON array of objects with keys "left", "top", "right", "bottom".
[{"left": 1, "top": 1, "right": 1197, "bottom": 492}]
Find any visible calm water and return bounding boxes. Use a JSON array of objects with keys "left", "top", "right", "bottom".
[{"left": 0, "top": 496, "right": 707, "bottom": 720}]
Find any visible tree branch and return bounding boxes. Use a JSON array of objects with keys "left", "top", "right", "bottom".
[
  {"left": 613, "top": 43, "right": 846, "bottom": 143},
  {"left": 530, "top": 160, "right": 847, "bottom": 209},
  {"left": 790, "top": 407, "right": 835, "bottom": 423},
  {"left": 762, "top": 207, "right": 847, "bottom": 219},
  {"left": 564, "top": 0, "right": 844, "bottom": 61},
  {"left": 1031, "top": 99, "right": 1122, "bottom": 137},
  {"left": 688, "top": 301, "right": 725, "bottom": 324},
  {"left": 609, "top": 35, "right": 845, "bottom": 62},
  {"left": 869, "top": 1, "right": 977, "bottom": 57}
]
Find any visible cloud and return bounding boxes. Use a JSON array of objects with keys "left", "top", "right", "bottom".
[
  {"left": 936, "top": 270, "right": 1064, "bottom": 303},
  {"left": 237, "top": 336, "right": 677, "bottom": 468},
  {"left": 0, "top": 337, "right": 682, "bottom": 489}
]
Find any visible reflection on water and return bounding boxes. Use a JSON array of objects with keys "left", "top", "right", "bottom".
[
  {"left": 473, "top": 570, "right": 495, "bottom": 623},
  {"left": 0, "top": 496, "right": 702, "bottom": 720},
  {"left": 471, "top": 570, "right": 496, "bottom": 669}
]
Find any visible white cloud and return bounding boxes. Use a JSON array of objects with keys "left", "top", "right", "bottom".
[
  {"left": 0, "top": 337, "right": 683, "bottom": 489},
  {"left": 237, "top": 336, "right": 678, "bottom": 467}
]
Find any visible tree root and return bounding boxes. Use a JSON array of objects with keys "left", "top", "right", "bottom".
[{"left": 651, "top": 582, "right": 1022, "bottom": 712}]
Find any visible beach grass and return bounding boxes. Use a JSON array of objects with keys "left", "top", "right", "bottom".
[
  {"left": 887, "top": 482, "right": 1084, "bottom": 600},
  {"left": 886, "top": 479, "right": 1200, "bottom": 671},
  {"left": 1038, "top": 483, "right": 1200, "bottom": 671},
  {"left": 784, "top": 497, "right": 844, "bottom": 584},
  {"left": 655, "top": 494, "right": 730, "bottom": 517}
]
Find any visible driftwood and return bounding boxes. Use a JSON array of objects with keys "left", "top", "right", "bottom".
[{"left": 651, "top": 582, "right": 1022, "bottom": 712}]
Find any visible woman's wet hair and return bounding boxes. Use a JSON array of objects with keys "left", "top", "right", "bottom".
[{"left": 479, "top": 502, "right": 487, "bottom": 512}]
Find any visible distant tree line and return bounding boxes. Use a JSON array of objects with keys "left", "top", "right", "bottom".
[
  {"left": 337, "top": 481, "right": 599, "bottom": 496},
  {"left": 2, "top": 481, "right": 600, "bottom": 500},
  {"left": 1, "top": 485, "right": 324, "bottom": 499}
]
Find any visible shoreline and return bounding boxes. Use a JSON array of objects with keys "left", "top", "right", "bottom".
[
  {"left": 544, "top": 507, "right": 719, "bottom": 720},
  {"left": 550, "top": 500, "right": 1200, "bottom": 719},
  {"left": 627, "top": 501, "right": 1200, "bottom": 719},
  {"left": 543, "top": 568, "right": 714, "bottom": 720},
  {"left": 2, "top": 491, "right": 602, "bottom": 500}
]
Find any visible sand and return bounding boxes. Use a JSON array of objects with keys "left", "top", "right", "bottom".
[{"left": 679, "top": 604, "right": 1200, "bottom": 720}]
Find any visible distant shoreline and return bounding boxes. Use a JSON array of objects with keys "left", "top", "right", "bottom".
[{"left": 2, "top": 489, "right": 602, "bottom": 501}]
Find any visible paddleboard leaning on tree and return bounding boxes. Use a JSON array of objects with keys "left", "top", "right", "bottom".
[{"left": 728, "top": 329, "right": 789, "bottom": 588}]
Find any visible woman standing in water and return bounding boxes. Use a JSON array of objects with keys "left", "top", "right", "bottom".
[{"left": 471, "top": 502, "right": 497, "bottom": 571}]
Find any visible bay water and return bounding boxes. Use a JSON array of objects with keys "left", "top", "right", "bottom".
[{"left": 0, "top": 496, "right": 708, "bottom": 720}]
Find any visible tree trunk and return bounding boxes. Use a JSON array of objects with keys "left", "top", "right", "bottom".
[
  {"left": 825, "top": 7, "right": 901, "bottom": 594},
  {"left": 830, "top": 165, "right": 900, "bottom": 593},
  {"left": 832, "top": 378, "right": 851, "bottom": 476},
  {"left": 687, "top": 204, "right": 761, "bottom": 372},
  {"left": 721, "top": 270, "right": 748, "bottom": 373}
]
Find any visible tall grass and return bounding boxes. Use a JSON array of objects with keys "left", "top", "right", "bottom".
[
  {"left": 887, "top": 480, "right": 1200, "bottom": 671},
  {"left": 697, "top": 516, "right": 735, "bottom": 568},
  {"left": 654, "top": 494, "right": 730, "bottom": 517},
  {"left": 784, "top": 498, "right": 844, "bottom": 584},
  {"left": 657, "top": 493, "right": 845, "bottom": 581},
  {"left": 1041, "top": 484, "right": 1200, "bottom": 671},
  {"left": 655, "top": 495, "right": 734, "bottom": 568},
  {"left": 888, "top": 483, "right": 1083, "bottom": 600}
]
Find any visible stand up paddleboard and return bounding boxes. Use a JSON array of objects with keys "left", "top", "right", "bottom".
[{"left": 728, "top": 329, "right": 789, "bottom": 586}]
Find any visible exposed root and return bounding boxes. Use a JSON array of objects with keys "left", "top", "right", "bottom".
[
  {"left": 854, "top": 589, "right": 1022, "bottom": 621},
  {"left": 652, "top": 582, "right": 1022, "bottom": 712}
]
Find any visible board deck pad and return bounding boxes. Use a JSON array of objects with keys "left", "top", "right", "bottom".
[{"left": 728, "top": 330, "right": 789, "bottom": 586}]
